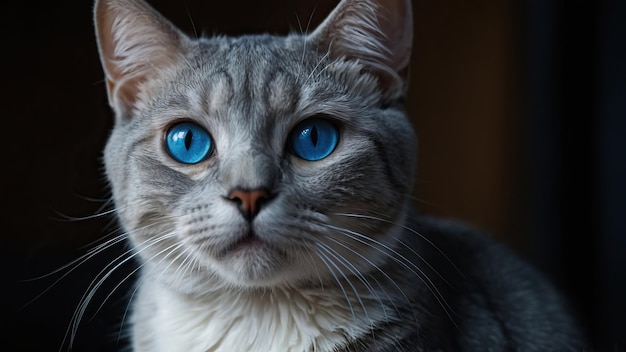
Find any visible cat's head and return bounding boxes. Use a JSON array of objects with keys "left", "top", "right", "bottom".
[{"left": 94, "top": 0, "right": 416, "bottom": 292}]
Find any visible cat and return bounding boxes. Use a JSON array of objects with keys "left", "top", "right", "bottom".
[{"left": 93, "top": 0, "right": 586, "bottom": 350}]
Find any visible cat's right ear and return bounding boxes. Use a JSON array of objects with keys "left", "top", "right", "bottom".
[{"left": 94, "top": 0, "right": 189, "bottom": 121}]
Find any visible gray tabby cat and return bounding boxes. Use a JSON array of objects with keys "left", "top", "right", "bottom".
[{"left": 93, "top": 0, "right": 585, "bottom": 350}]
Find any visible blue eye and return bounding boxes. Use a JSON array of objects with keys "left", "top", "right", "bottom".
[
  {"left": 290, "top": 118, "right": 339, "bottom": 161},
  {"left": 165, "top": 122, "right": 213, "bottom": 164}
]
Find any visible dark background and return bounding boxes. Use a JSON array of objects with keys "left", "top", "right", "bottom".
[{"left": 1, "top": 0, "right": 624, "bottom": 350}]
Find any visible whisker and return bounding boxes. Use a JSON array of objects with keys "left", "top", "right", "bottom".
[
  {"left": 33, "top": 217, "right": 170, "bottom": 286},
  {"left": 50, "top": 198, "right": 123, "bottom": 224},
  {"left": 64, "top": 230, "right": 178, "bottom": 350},
  {"left": 304, "top": 5, "right": 317, "bottom": 34},
  {"left": 294, "top": 11, "right": 304, "bottom": 35},
  {"left": 22, "top": 232, "right": 125, "bottom": 283},
  {"left": 312, "top": 246, "right": 357, "bottom": 323},
  {"left": 67, "top": 248, "right": 138, "bottom": 348},
  {"left": 296, "top": 4, "right": 317, "bottom": 80},
  {"left": 115, "top": 266, "right": 143, "bottom": 345},
  {"left": 153, "top": 242, "right": 190, "bottom": 285},
  {"left": 301, "top": 246, "right": 326, "bottom": 291},
  {"left": 172, "top": 244, "right": 199, "bottom": 288},
  {"left": 116, "top": 237, "right": 200, "bottom": 342},
  {"left": 119, "top": 271, "right": 147, "bottom": 344},
  {"left": 183, "top": 3, "right": 198, "bottom": 39},
  {"left": 92, "top": 258, "right": 143, "bottom": 321},
  {"left": 51, "top": 206, "right": 119, "bottom": 222},
  {"left": 333, "top": 212, "right": 465, "bottom": 281},
  {"left": 303, "top": 50, "right": 331, "bottom": 86},
  {"left": 315, "top": 242, "right": 374, "bottom": 323},
  {"left": 313, "top": 56, "right": 340, "bottom": 81},
  {"left": 20, "top": 233, "right": 128, "bottom": 312},
  {"left": 111, "top": 240, "right": 191, "bottom": 344},
  {"left": 78, "top": 223, "right": 125, "bottom": 251},
  {"left": 91, "top": 237, "right": 185, "bottom": 320},
  {"left": 322, "top": 223, "right": 458, "bottom": 328},
  {"left": 320, "top": 233, "right": 415, "bottom": 324}
]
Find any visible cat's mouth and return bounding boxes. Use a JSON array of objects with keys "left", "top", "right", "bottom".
[
  {"left": 221, "top": 231, "right": 265, "bottom": 255},
  {"left": 211, "top": 228, "right": 293, "bottom": 286},
  {"left": 233, "top": 233, "right": 263, "bottom": 250}
]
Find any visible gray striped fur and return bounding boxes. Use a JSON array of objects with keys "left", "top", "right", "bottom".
[{"left": 94, "top": 0, "right": 586, "bottom": 350}]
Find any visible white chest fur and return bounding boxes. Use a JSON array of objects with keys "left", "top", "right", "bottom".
[{"left": 132, "top": 280, "right": 384, "bottom": 352}]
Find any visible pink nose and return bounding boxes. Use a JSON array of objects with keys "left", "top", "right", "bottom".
[{"left": 227, "top": 189, "right": 271, "bottom": 220}]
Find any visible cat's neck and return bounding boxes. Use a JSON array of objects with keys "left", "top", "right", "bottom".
[{"left": 134, "top": 279, "right": 389, "bottom": 352}]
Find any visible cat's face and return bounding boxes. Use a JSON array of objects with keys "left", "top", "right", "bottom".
[{"left": 96, "top": 0, "right": 415, "bottom": 293}]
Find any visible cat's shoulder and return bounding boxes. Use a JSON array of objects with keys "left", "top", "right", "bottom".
[
  {"left": 408, "top": 213, "right": 564, "bottom": 303},
  {"left": 410, "top": 213, "right": 536, "bottom": 274},
  {"left": 404, "top": 213, "right": 587, "bottom": 350}
]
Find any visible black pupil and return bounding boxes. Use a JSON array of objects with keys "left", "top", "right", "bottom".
[
  {"left": 310, "top": 126, "right": 318, "bottom": 147},
  {"left": 184, "top": 129, "right": 193, "bottom": 150}
]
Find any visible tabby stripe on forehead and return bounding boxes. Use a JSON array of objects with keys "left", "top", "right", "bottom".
[
  {"left": 261, "top": 68, "right": 300, "bottom": 116},
  {"left": 200, "top": 70, "right": 234, "bottom": 119}
]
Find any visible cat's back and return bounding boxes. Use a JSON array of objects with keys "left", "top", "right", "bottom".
[{"left": 385, "top": 214, "right": 587, "bottom": 351}]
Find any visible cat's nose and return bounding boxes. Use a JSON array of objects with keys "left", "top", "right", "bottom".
[{"left": 227, "top": 188, "right": 271, "bottom": 221}]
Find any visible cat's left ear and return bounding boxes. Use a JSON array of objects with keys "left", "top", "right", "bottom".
[
  {"left": 94, "top": 0, "right": 190, "bottom": 121},
  {"left": 308, "top": 0, "right": 413, "bottom": 93}
]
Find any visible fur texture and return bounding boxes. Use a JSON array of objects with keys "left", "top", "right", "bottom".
[{"left": 93, "top": 0, "right": 586, "bottom": 351}]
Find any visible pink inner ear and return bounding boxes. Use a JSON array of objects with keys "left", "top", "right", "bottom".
[
  {"left": 94, "top": 0, "right": 188, "bottom": 119},
  {"left": 307, "top": 0, "right": 413, "bottom": 89}
]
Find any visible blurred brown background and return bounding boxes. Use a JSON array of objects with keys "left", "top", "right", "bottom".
[{"left": 1, "top": 0, "right": 624, "bottom": 350}]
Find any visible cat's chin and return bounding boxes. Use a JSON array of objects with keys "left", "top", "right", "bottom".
[{"left": 210, "top": 233, "right": 295, "bottom": 287}]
